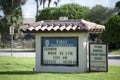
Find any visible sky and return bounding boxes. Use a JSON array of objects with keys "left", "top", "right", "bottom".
[{"left": 11, "top": 0, "right": 120, "bottom": 18}]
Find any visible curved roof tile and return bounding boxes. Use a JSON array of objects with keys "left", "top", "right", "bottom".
[{"left": 20, "top": 19, "right": 105, "bottom": 33}]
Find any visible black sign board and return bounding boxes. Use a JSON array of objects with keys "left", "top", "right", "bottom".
[{"left": 41, "top": 37, "right": 78, "bottom": 66}]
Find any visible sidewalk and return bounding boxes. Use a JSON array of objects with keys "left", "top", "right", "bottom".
[
  {"left": 108, "top": 54, "right": 120, "bottom": 57},
  {"left": 0, "top": 48, "right": 35, "bottom": 52},
  {"left": 108, "top": 55, "right": 120, "bottom": 59}
]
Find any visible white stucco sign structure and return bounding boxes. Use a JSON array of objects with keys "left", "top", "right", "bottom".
[
  {"left": 41, "top": 37, "right": 78, "bottom": 66},
  {"left": 89, "top": 43, "right": 108, "bottom": 72}
]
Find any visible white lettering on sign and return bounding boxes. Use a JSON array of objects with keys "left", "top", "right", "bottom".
[{"left": 56, "top": 40, "right": 68, "bottom": 44}]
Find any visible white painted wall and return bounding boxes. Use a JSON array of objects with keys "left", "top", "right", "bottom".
[{"left": 35, "top": 32, "right": 89, "bottom": 73}]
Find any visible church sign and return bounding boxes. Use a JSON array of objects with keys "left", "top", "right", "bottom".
[
  {"left": 20, "top": 19, "right": 106, "bottom": 72},
  {"left": 89, "top": 43, "right": 108, "bottom": 72}
]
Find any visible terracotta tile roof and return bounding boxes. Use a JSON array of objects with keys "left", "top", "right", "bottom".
[{"left": 20, "top": 19, "right": 105, "bottom": 33}]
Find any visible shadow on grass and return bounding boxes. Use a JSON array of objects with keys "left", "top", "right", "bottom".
[
  {"left": 0, "top": 71, "right": 39, "bottom": 75},
  {"left": 0, "top": 71, "right": 103, "bottom": 75}
]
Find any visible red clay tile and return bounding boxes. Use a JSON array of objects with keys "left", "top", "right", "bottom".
[{"left": 20, "top": 19, "right": 105, "bottom": 33}]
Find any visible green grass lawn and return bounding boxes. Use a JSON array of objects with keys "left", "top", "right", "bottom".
[{"left": 0, "top": 56, "right": 120, "bottom": 80}]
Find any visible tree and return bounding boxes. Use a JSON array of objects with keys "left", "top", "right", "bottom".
[
  {"left": 40, "top": 0, "right": 46, "bottom": 9},
  {"left": 37, "top": 4, "right": 90, "bottom": 21},
  {"left": 35, "top": 0, "right": 39, "bottom": 17},
  {"left": 48, "top": 0, "right": 52, "bottom": 8},
  {"left": 58, "top": 4, "right": 90, "bottom": 19},
  {"left": 101, "top": 15, "right": 120, "bottom": 49},
  {"left": 35, "top": 0, "right": 60, "bottom": 17},
  {"left": 115, "top": 1, "right": 120, "bottom": 9},
  {"left": 88, "top": 5, "right": 115, "bottom": 24},
  {"left": 54, "top": 0, "right": 60, "bottom": 7},
  {"left": 39, "top": 0, "right": 53, "bottom": 9},
  {"left": 115, "top": 1, "right": 120, "bottom": 15},
  {"left": 35, "top": 0, "right": 55, "bottom": 17},
  {"left": 0, "top": 0, "right": 26, "bottom": 43},
  {"left": 36, "top": 7, "right": 59, "bottom": 20}
]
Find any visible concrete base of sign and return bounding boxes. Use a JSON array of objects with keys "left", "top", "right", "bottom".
[{"left": 35, "top": 33, "right": 89, "bottom": 73}]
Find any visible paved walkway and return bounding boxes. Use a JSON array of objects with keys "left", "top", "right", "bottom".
[
  {"left": 0, "top": 50, "right": 35, "bottom": 57},
  {"left": 108, "top": 55, "right": 120, "bottom": 66}
]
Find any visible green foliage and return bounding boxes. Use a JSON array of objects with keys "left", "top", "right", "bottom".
[
  {"left": 101, "top": 15, "right": 120, "bottom": 46},
  {"left": 88, "top": 5, "right": 115, "bottom": 24},
  {"left": 115, "top": 1, "right": 120, "bottom": 9},
  {"left": 37, "top": 4, "right": 114, "bottom": 24},
  {"left": 0, "top": 0, "right": 26, "bottom": 43},
  {"left": 37, "top": 4, "right": 90, "bottom": 21},
  {"left": 58, "top": 4, "right": 90, "bottom": 19},
  {"left": 37, "top": 7, "right": 59, "bottom": 20},
  {"left": 115, "top": 1, "right": 120, "bottom": 15},
  {"left": 0, "top": 0, "right": 23, "bottom": 32},
  {"left": 0, "top": 42, "right": 8, "bottom": 48},
  {"left": 118, "top": 12, "right": 120, "bottom": 15}
]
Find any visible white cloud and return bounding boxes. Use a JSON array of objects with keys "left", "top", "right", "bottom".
[
  {"left": 108, "top": 0, "right": 120, "bottom": 8},
  {"left": 22, "top": 0, "right": 36, "bottom": 18},
  {"left": 59, "top": 0, "right": 109, "bottom": 8}
]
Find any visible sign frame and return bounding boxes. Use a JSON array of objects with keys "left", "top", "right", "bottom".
[
  {"left": 89, "top": 43, "right": 108, "bottom": 72},
  {"left": 41, "top": 37, "right": 79, "bottom": 66}
]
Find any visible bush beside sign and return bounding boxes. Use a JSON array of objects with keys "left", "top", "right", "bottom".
[{"left": 89, "top": 43, "right": 108, "bottom": 72}]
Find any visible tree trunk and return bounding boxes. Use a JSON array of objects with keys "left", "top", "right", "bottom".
[
  {"left": 43, "top": 0, "right": 46, "bottom": 9},
  {"left": 36, "top": 0, "right": 39, "bottom": 17},
  {"left": 48, "top": 0, "right": 51, "bottom": 7}
]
